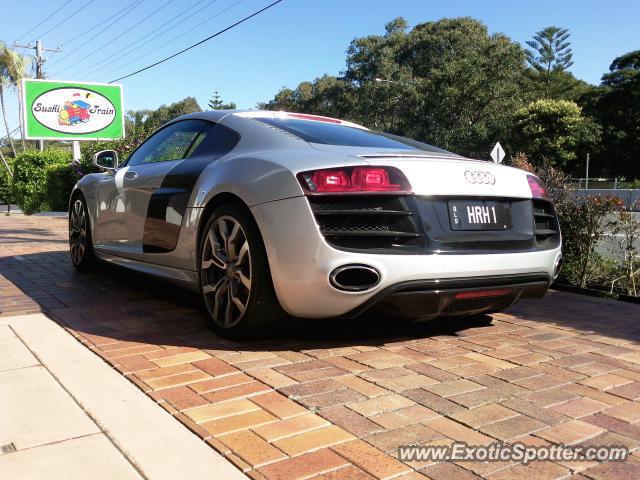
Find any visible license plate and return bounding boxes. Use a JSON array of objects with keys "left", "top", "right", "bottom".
[{"left": 448, "top": 200, "right": 510, "bottom": 231}]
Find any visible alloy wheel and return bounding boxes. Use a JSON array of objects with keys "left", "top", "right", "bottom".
[
  {"left": 69, "top": 199, "right": 87, "bottom": 266},
  {"left": 201, "top": 216, "right": 252, "bottom": 328}
]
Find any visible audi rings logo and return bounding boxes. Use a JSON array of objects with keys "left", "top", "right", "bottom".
[{"left": 464, "top": 171, "right": 496, "bottom": 185}]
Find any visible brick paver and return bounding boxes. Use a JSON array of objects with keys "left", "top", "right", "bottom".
[{"left": 2, "top": 215, "right": 640, "bottom": 479}]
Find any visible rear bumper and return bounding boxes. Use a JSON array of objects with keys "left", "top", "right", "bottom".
[
  {"left": 251, "top": 196, "right": 561, "bottom": 318},
  {"left": 342, "top": 273, "right": 550, "bottom": 319}
]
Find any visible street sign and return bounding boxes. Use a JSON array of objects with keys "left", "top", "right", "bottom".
[
  {"left": 22, "top": 79, "right": 124, "bottom": 141},
  {"left": 490, "top": 142, "right": 505, "bottom": 164}
]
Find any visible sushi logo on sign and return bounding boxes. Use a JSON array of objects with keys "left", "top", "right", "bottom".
[
  {"left": 22, "top": 79, "right": 124, "bottom": 140},
  {"left": 32, "top": 88, "right": 116, "bottom": 134}
]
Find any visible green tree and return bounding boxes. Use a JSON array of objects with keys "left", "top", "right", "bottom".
[
  {"left": 398, "top": 18, "right": 530, "bottom": 155},
  {"left": 525, "top": 26, "right": 575, "bottom": 98},
  {"left": 529, "top": 70, "right": 596, "bottom": 102},
  {"left": 0, "top": 43, "right": 30, "bottom": 157},
  {"left": 144, "top": 97, "right": 202, "bottom": 128},
  {"left": 124, "top": 109, "right": 152, "bottom": 134},
  {"left": 512, "top": 99, "right": 599, "bottom": 170},
  {"left": 262, "top": 17, "right": 532, "bottom": 158},
  {"left": 208, "top": 91, "right": 236, "bottom": 110},
  {"left": 81, "top": 97, "right": 204, "bottom": 170},
  {"left": 584, "top": 50, "right": 640, "bottom": 178},
  {"left": 261, "top": 75, "right": 357, "bottom": 121}
]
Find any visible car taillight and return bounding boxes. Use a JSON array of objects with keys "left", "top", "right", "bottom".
[
  {"left": 310, "top": 170, "right": 351, "bottom": 192},
  {"left": 527, "top": 175, "right": 549, "bottom": 200},
  {"left": 298, "top": 166, "right": 412, "bottom": 194}
]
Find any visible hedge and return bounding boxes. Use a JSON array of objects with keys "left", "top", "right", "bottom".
[
  {"left": 0, "top": 158, "right": 14, "bottom": 207},
  {"left": 12, "top": 149, "right": 73, "bottom": 214},
  {"left": 46, "top": 163, "right": 80, "bottom": 211}
]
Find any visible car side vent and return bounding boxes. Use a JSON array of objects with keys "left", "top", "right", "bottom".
[
  {"left": 308, "top": 195, "right": 424, "bottom": 250},
  {"left": 532, "top": 200, "right": 560, "bottom": 249}
]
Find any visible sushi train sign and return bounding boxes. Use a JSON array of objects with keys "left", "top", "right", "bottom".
[{"left": 22, "top": 79, "right": 124, "bottom": 140}]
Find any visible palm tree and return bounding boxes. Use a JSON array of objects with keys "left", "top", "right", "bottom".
[
  {"left": 0, "top": 44, "right": 30, "bottom": 155},
  {"left": 0, "top": 43, "right": 18, "bottom": 158}
]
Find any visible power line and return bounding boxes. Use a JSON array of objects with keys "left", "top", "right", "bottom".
[
  {"left": 79, "top": 0, "right": 244, "bottom": 81},
  {"left": 35, "top": 0, "right": 97, "bottom": 40},
  {"left": 1, "top": 126, "right": 21, "bottom": 141},
  {"left": 70, "top": 0, "right": 217, "bottom": 79},
  {"left": 5, "top": 91, "right": 18, "bottom": 116},
  {"left": 15, "top": 0, "right": 72, "bottom": 42},
  {"left": 13, "top": 41, "right": 63, "bottom": 79},
  {"left": 52, "top": 0, "right": 175, "bottom": 77},
  {"left": 109, "top": 0, "right": 283, "bottom": 83},
  {"left": 48, "top": 0, "right": 145, "bottom": 72},
  {"left": 90, "top": 0, "right": 243, "bottom": 81},
  {"left": 60, "top": 0, "right": 143, "bottom": 48}
]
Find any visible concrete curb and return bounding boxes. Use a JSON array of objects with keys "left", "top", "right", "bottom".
[{"left": 1, "top": 313, "right": 246, "bottom": 480}]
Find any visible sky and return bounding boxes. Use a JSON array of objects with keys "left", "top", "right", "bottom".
[{"left": 1, "top": 0, "right": 639, "bottom": 130}]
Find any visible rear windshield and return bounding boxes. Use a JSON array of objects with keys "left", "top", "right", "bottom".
[{"left": 255, "top": 117, "right": 452, "bottom": 154}]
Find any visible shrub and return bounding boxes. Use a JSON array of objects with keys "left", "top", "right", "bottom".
[
  {"left": 512, "top": 99, "right": 600, "bottom": 170},
  {"left": 80, "top": 122, "right": 153, "bottom": 170},
  {"left": 46, "top": 163, "right": 79, "bottom": 211},
  {"left": 0, "top": 158, "right": 14, "bottom": 208},
  {"left": 608, "top": 203, "right": 640, "bottom": 296},
  {"left": 561, "top": 194, "right": 624, "bottom": 288},
  {"left": 12, "top": 149, "right": 72, "bottom": 214},
  {"left": 510, "top": 153, "right": 631, "bottom": 292}
]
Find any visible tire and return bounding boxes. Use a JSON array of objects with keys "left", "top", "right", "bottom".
[
  {"left": 69, "top": 194, "right": 96, "bottom": 271},
  {"left": 198, "top": 202, "right": 284, "bottom": 339},
  {"left": 467, "top": 313, "right": 495, "bottom": 326}
]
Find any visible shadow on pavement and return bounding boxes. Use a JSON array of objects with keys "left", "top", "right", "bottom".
[
  {"left": 0, "top": 250, "right": 501, "bottom": 350},
  {"left": 1, "top": 250, "right": 639, "bottom": 352}
]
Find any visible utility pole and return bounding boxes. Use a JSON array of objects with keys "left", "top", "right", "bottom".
[
  {"left": 585, "top": 152, "right": 590, "bottom": 190},
  {"left": 12, "top": 40, "right": 62, "bottom": 151}
]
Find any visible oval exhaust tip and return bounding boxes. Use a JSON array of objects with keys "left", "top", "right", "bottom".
[
  {"left": 330, "top": 265, "right": 380, "bottom": 292},
  {"left": 554, "top": 255, "right": 563, "bottom": 279}
]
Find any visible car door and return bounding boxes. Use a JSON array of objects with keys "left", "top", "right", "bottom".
[{"left": 93, "top": 119, "right": 210, "bottom": 258}]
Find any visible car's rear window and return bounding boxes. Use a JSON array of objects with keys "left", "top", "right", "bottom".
[{"left": 254, "top": 117, "right": 452, "bottom": 154}]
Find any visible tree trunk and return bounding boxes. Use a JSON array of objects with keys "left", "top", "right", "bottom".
[
  {"left": 0, "top": 86, "right": 17, "bottom": 158},
  {"left": 17, "top": 84, "right": 26, "bottom": 151},
  {"left": 579, "top": 245, "right": 590, "bottom": 289},
  {"left": 579, "top": 218, "right": 596, "bottom": 289},
  {"left": 545, "top": 60, "right": 552, "bottom": 98},
  {"left": 0, "top": 148, "right": 11, "bottom": 177}
]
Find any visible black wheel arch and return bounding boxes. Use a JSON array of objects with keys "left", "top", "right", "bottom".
[{"left": 196, "top": 192, "right": 259, "bottom": 254}]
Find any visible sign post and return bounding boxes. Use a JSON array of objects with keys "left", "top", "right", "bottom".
[
  {"left": 22, "top": 79, "right": 124, "bottom": 145},
  {"left": 490, "top": 142, "right": 505, "bottom": 164},
  {"left": 72, "top": 141, "right": 81, "bottom": 162}
]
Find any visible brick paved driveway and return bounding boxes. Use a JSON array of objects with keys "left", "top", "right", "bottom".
[{"left": 2, "top": 215, "right": 640, "bottom": 479}]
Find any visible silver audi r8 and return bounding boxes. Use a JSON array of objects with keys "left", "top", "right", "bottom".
[{"left": 69, "top": 110, "right": 562, "bottom": 337}]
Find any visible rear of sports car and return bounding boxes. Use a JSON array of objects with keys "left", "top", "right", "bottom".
[{"left": 250, "top": 140, "right": 561, "bottom": 321}]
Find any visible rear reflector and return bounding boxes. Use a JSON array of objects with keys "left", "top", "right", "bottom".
[
  {"left": 454, "top": 289, "right": 512, "bottom": 299},
  {"left": 298, "top": 166, "right": 412, "bottom": 194}
]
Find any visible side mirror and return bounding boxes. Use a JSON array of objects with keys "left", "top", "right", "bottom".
[{"left": 93, "top": 150, "right": 119, "bottom": 170}]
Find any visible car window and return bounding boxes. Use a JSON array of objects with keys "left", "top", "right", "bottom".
[
  {"left": 126, "top": 120, "right": 208, "bottom": 166},
  {"left": 187, "top": 123, "right": 241, "bottom": 158},
  {"left": 254, "top": 117, "right": 452, "bottom": 154}
]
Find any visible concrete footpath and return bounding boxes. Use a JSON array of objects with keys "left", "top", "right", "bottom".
[{"left": 0, "top": 313, "right": 246, "bottom": 480}]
